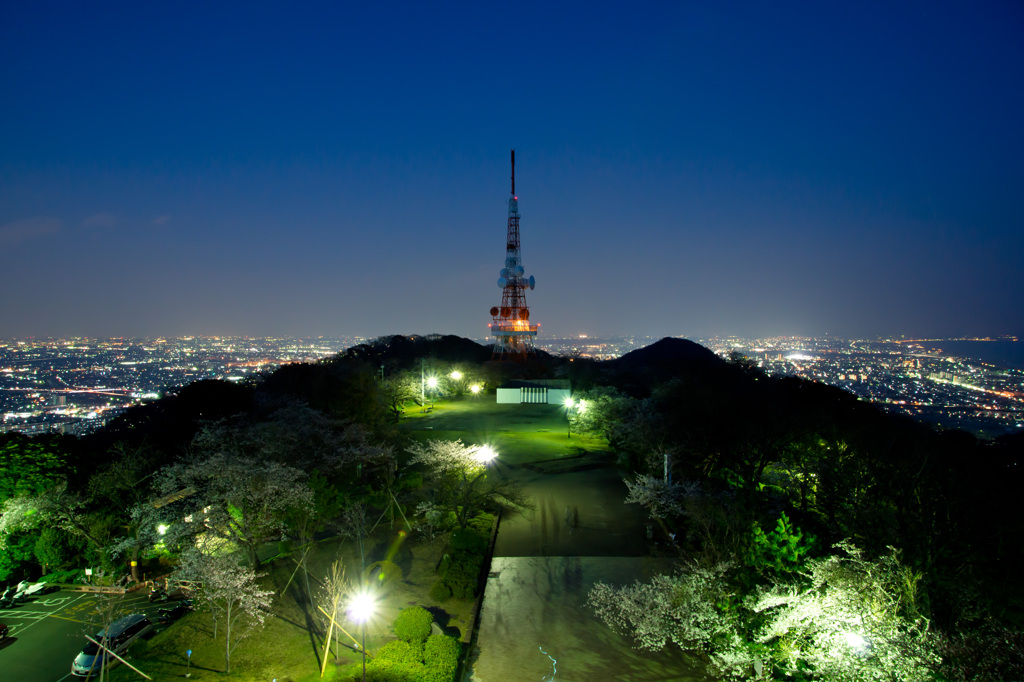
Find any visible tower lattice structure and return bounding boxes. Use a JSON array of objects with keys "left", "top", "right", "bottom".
[{"left": 489, "top": 149, "right": 538, "bottom": 359}]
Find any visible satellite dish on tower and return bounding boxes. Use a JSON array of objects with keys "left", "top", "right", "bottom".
[
  {"left": 501, "top": 307, "right": 512, "bottom": 318},
  {"left": 490, "top": 306, "right": 499, "bottom": 317},
  {"left": 514, "top": 265, "right": 525, "bottom": 277},
  {"left": 497, "top": 278, "right": 507, "bottom": 287},
  {"left": 529, "top": 275, "right": 536, "bottom": 290}
]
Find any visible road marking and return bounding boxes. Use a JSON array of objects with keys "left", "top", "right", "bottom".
[
  {"left": 48, "top": 613, "right": 86, "bottom": 624},
  {"left": 10, "top": 592, "right": 89, "bottom": 636}
]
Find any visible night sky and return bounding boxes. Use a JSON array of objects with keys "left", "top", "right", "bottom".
[{"left": 2, "top": 2, "right": 1022, "bottom": 341}]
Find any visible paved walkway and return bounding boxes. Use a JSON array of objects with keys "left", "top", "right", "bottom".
[
  {"left": 469, "top": 556, "right": 710, "bottom": 681},
  {"left": 469, "top": 461, "right": 713, "bottom": 681}
]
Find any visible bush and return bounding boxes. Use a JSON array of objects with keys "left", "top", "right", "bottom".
[
  {"left": 430, "top": 580, "right": 452, "bottom": 602},
  {"left": 449, "top": 527, "right": 487, "bottom": 554},
  {"left": 34, "top": 526, "right": 84, "bottom": 570},
  {"left": 363, "top": 560, "right": 403, "bottom": 593},
  {"left": 394, "top": 606, "right": 433, "bottom": 644},
  {"left": 424, "top": 633, "right": 461, "bottom": 682},
  {"left": 39, "top": 568, "right": 84, "bottom": 584},
  {"left": 375, "top": 639, "right": 422, "bottom": 667},
  {"left": 466, "top": 511, "right": 494, "bottom": 536},
  {"left": 363, "top": 656, "right": 425, "bottom": 682}
]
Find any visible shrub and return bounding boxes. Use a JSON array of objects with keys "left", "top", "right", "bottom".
[
  {"left": 449, "top": 527, "right": 487, "bottom": 554},
  {"left": 363, "top": 560, "right": 403, "bottom": 593},
  {"left": 424, "top": 633, "right": 461, "bottom": 682},
  {"left": 466, "top": 511, "right": 494, "bottom": 536},
  {"left": 375, "top": 639, "right": 423, "bottom": 667},
  {"left": 394, "top": 606, "right": 433, "bottom": 644},
  {"left": 430, "top": 580, "right": 452, "bottom": 602},
  {"left": 363, "top": 656, "right": 425, "bottom": 682},
  {"left": 39, "top": 568, "right": 84, "bottom": 584}
]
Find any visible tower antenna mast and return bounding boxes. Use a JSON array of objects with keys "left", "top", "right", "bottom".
[{"left": 488, "top": 149, "right": 537, "bottom": 360}]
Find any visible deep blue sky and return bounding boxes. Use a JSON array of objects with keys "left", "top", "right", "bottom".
[{"left": 2, "top": 1, "right": 1022, "bottom": 340}]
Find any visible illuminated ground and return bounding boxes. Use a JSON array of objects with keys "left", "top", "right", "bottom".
[{"left": 469, "top": 557, "right": 710, "bottom": 681}]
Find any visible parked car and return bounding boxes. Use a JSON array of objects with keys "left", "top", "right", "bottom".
[
  {"left": 70, "top": 613, "right": 154, "bottom": 677},
  {"left": 157, "top": 599, "right": 193, "bottom": 624}
]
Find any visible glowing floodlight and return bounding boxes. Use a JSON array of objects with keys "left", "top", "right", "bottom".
[
  {"left": 426, "top": 377, "right": 439, "bottom": 389},
  {"left": 470, "top": 384, "right": 481, "bottom": 394},
  {"left": 475, "top": 445, "right": 498, "bottom": 464},
  {"left": 157, "top": 524, "right": 168, "bottom": 535},
  {"left": 563, "top": 396, "right": 575, "bottom": 409},
  {"left": 844, "top": 632, "right": 868, "bottom": 651},
  {"left": 450, "top": 370, "right": 463, "bottom": 381}
]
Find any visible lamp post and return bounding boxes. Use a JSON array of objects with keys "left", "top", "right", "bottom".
[
  {"left": 426, "top": 376, "right": 438, "bottom": 407},
  {"left": 348, "top": 591, "right": 376, "bottom": 682},
  {"left": 563, "top": 396, "right": 575, "bottom": 438}
]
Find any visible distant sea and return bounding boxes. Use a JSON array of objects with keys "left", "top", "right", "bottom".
[{"left": 920, "top": 339, "right": 1024, "bottom": 370}]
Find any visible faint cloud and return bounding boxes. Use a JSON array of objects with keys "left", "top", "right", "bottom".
[
  {"left": 0, "top": 217, "right": 62, "bottom": 246},
  {"left": 82, "top": 212, "right": 118, "bottom": 229},
  {"left": 152, "top": 214, "right": 171, "bottom": 225}
]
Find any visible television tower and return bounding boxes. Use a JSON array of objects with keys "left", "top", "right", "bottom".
[{"left": 489, "top": 149, "right": 538, "bottom": 359}]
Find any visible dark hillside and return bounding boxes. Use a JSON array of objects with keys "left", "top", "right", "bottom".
[{"left": 605, "top": 337, "right": 727, "bottom": 395}]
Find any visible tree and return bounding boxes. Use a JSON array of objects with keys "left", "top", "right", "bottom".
[
  {"left": 407, "top": 439, "right": 530, "bottom": 529},
  {"left": 158, "top": 452, "right": 312, "bottom": 567},
  {"left": 747, "top": 543, "right": 939, "bottom": 681},
  {"left": 284, "top": 470, "right": 345, "bottom": 599},
  {"left": 588, "top": 559, "right": 742, "bottom": 656},
  {"left": 381, "top": 372, "right": 419, "bottom": 421},
  {"left": 0, "top": 435, "right": 71, "bottom": 499},
  {"left": 622, "top": 474, "right": 699, "bottom": 520},
  {"left": 90, "top": 443, "right": 161, "bottom": 582},
  {"left": 588, "top": 543, "right": 941, "bottom": 681},
  {"left": 173, "top": 548, "right": 274, "bottom": 674}
]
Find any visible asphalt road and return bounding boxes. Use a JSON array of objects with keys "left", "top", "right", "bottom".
[{"left": 0, "top": 588, "right": 170, "bottom": 682}]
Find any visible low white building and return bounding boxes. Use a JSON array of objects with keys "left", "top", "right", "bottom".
[{"left": 495, "top": 379, "right": 570, "bottom": 405}]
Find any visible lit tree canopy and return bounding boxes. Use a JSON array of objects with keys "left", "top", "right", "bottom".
[
  {"left": 406, "top": 439, "right": 529, "bottom": 528},
  {"left": 588, "top": 543, "right": 940, "bottom": 681},
  {"left": 158, "top": 452, "right": 312, "bottom": 567}
]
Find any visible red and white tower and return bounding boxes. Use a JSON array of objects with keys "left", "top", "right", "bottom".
[{"left": 489, "top": 149, "right": 538, "bottom": 359}]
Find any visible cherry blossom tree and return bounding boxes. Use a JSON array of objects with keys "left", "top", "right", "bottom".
[
  {"left": 407, "top": 439, "right": 529, "bottom": 528},
  {"left": 588, "top": 544, "right": 941, "bottom": 680},
  {"left": 173, "top": 548, "right": 274, "bottom": 674},
  {"left": 158, "top": 453, "right": 312, "bottom": 567}
]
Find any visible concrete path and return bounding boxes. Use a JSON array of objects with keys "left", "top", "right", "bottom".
[
  {"left": 493, "top": 466, "right": 652, "bottom": 557},
  {"left": 469, "top": 556, "right": 709, "bottom": 681}
]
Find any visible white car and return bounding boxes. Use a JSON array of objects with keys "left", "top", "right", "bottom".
[{"left": 71, "top": 613, "right": 154, "bottom": 677}]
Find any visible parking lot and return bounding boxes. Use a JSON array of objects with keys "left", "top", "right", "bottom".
[{"left": 0, "top": 588, "right": 171, "bottom": 682}]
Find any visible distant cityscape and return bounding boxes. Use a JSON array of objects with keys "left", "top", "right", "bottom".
[{"left": 2, "top": 334, "right": 1021, "bottom": 438}]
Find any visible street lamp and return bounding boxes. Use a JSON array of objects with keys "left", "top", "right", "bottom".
[
  {"left": 426, "top": 376, "right": 438, "bottom": 407},
  {"left": 563, "top": 396, "right": 576, "bottom": 438},
  {"left": 348, "top": 590, "right": 377, "bottom": 682},
  {"left": 449, "top": 370, "right": 462, "bottom": 381}
]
